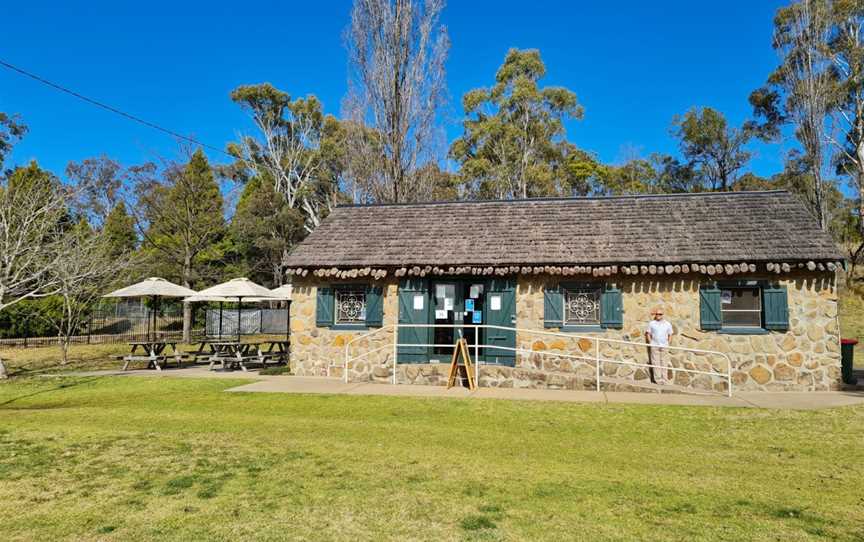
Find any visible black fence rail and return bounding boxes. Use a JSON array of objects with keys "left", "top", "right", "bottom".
[
  {"left": 0, "top": 307, "right": 289, "bottom": 349},
  {"left": 0, "top": 313, "right": 203, "bottom": 349}
]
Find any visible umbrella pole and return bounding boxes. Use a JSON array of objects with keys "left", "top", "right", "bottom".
[
  {"left": 219, "top": 301, "right": 223, "bottom": 340},
  {"left": 286, "top": 300, "right": 290, "bottom": 343},
  {"left": 237, "top": 297, "right": 242, "bottom": 342}
]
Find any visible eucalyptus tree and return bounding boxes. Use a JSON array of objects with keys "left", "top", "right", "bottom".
[
  {"left": 749, "top": 0, "right": 835, "bottom": 228},
  {"left": 344, "top": 0, "right": 450, "bottom": 203},
  {"left": 825, "top": 0, "right": 864, "bottom": 272},
  {"left": 228, "top": 83, "right": 342, "bottom": 232},
  {"left": 0, "top": 112, "right": 26, "bottom": 167},
  {"left": 671, "top": 107, "right": 752, "bottom": 192},
  {"left": 65, "top": 155, "right": 133, "bottom": 227},
  {"left": 450, "top": 48, "right": 587, "bottom": 199}
]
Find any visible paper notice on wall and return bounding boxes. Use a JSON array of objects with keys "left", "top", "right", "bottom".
[
  {"left": 435, "top": 309, "right": 447, "bottom": 320},
  {"left": 465, "top": 299, "right": 475, "bottom": 311},
  {"left": 472, "top": 311, "right": 482, "bottom": 324},
  {"left": 490, "top": 294, "right": 501, "bottom": 311},
  {"left": 721, "top": 290, "right": 732, "bottom": 304},
  {"left": 444, "top": 298, "right": 454, "bottom": 311},
  {"left": 469, "top": 284, "right": 482, "bottom": 298},
  {"left": 413, "top": 294, "right": 424, "bottom": 310},
  {"left": 435, "top": 284, "right": 447, "bottom": 299}
]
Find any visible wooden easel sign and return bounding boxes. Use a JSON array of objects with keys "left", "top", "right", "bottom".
[{"left": 447, "top": 338, "right": 477, "bottom": 390}]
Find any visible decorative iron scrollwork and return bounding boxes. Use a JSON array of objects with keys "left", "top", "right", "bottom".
[
  {"left": 565, "top": 288, "right": 600, "bottom": 325},
  {"left": 336, "top": 289, "right": 366, "bottom": 323}
]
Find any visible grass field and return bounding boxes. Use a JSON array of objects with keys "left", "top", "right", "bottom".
[
  {"left": 0, "top": 343, "right": 127, "bottom": 377},
  {"left": 1, "top": 376, "right": 862, "bottom": 541},
  {"left": 839, "top": 285, "right": 864, "bottom": 368}
]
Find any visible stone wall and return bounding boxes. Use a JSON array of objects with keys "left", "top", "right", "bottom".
[
  {"left": 290, "top": 271, "right": 842, "bottom": 392},
  {"left": 289, "top": 276, "right": 399, "bottom": 380},
  {"left": 514, "top": 272, "right": 841, "bottom": 392}
]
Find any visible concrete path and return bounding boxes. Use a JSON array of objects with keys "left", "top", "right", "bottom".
[{"left": 59, "top": 366, "right": 864, "bottom": 410}]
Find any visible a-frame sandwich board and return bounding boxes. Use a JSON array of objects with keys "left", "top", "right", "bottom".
[{"left": 446, "top": 337, "right": 477, "bottom": 390}]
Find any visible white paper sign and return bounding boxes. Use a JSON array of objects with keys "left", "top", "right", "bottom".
[
  {"left": 469, "top": 284, "right": 482, "bottom": 299},
  {"left": 490, "top": 294, "right": 502, "bottom": 311},
  {"left": 444, "top": 298, "right": 454, "bottom": 311},
  {"left": 721, "top": 290, "right": 732, "bottom": 305},
  {"left": 435, "top": 284, "right": 447, "bottom": 299},
  {"left": 435, "top": 309, "right": 447, "bottom": 320},
  {"left": 413, "top": 294, "right": 424, "bottom": 310}
]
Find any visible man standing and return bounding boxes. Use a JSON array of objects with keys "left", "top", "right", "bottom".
[{"left": 645, "top": 307, "right": 674, "bottom": 385}]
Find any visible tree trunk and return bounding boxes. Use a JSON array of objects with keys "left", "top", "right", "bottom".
[
  {"left": 61, "top": 339, "right": 70, "bottom": 365},
  {"left": 0, "top": 357, "right": 8, "bottom": 379}
]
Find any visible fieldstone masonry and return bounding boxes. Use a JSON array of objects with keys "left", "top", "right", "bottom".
[{"left": 289, "top": 271, "right": 842, "bottom": 392}]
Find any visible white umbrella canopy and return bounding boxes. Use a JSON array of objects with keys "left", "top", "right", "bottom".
[
  {"left": 190, "top": 278, "right": 279, "bottom": 300},
  {"left": 266, "top": 284, "right": 292, "bottom": 300},
  {"left": 242, "top": 284, "right": 292, "bottom": 303},
  {"left": 102, "top": 277, "right": 197, "bottom": 342},
  {"left": 103, "top": 277, "right": 197, "bottom": 299},
  {"left": 186, "top": 278, "right": 281, "bottom": 341}
]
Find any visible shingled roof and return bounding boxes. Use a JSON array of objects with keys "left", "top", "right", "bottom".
[{"left": 284, "top": 191, "right": 842, "bottom": 268}]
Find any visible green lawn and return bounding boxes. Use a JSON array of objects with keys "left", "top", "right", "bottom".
[
  {"left": 1, "top": 377, "right": 862, "bottom": 541},
  {"left": 839, "top": 285, "right": 864, "bottom": 369}
]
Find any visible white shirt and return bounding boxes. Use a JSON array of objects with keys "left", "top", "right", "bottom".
[{"left": 647, "top": 319, "right": 673, "bottom": 346}]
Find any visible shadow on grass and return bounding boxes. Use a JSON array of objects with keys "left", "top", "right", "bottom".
[{"left": 0, "top": 376, "right": 106, "bottom": 409}]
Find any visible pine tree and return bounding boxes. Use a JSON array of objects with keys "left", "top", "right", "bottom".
[{"left": 103, "top": 201, "right": 137, "bottom": 259}]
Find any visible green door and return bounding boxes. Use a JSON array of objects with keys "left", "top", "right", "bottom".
[
  {"left": 397, "top": 278, "right": 431, "bottom": 363},
  {"left": 484, "top": 279, "right": 516, "bottom": 366}
]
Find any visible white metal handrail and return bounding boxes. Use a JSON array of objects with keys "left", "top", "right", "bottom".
[{"left": 335, "top": 323, "right": 734, "bottom": 397}]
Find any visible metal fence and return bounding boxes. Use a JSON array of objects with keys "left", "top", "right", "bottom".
[
  {"left": 205, "top": 308, "right": 289, "bottom": 338},
  {"left": 0, "top": 304, "right": 289, "bottom": 349},
  {"left": 0, "top": 313, "right": 205, "bottom": 348}
]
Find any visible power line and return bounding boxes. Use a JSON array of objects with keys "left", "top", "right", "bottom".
[{"left": 0, "top": 58, "right": 233, "bottom": 158}]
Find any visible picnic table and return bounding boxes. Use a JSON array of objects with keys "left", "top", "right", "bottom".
[
  {"left": 116, "top": 341, "right": 186, "bottom": 371},
  {"left": 198, "top": 339, "right": 289, "bottom": 372}
]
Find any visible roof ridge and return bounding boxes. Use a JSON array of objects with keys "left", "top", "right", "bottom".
[{"left": 335, "top": 190, "right": 790, "bottom": 209}]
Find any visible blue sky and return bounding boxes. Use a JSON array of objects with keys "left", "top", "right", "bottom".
[{"left": 2, "top": 0, "right": 791, "bottom": 182}]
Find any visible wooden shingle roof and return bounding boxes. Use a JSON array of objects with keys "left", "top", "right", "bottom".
[{"left": 284, "top": 191, "right": 842, "bottom": 268}]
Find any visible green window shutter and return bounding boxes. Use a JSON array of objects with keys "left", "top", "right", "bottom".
[
  {"left": 600, "top": 284, "right": 623, "bottom": 329},
  {"left": 699, "top": 284, "right": 722, "bottom": 331},
  {"left": 543, "top": 284, "right": 564, "bottom": 328},
  {"left": 315, "top": 286, "right": 334, "bottom": 327},
  {"left": 763, "top": 285, "right": 789, "bottom": 331},
  {"left": 365, "top": 285, "right": 384, "bottom": 327}
]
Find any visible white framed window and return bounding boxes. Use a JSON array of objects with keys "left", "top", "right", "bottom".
[
  {"left": 563, "top": 286, "right": 602, "bottom": 326},
  {"left": 720, "top": 287, "right": 761, "bottom": 328},
  {"left": 335, "top": 288, "right": 366, "bottom": 324}
]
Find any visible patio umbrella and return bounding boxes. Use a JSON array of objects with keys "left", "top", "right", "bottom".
[
  {"left": 264, "top": 284, "right": 292, "bottom": 342},
  {"left": 102, "top": 277, "right": 198, "bottom": 341},
  {"left": 186, "top": 278, "right": 280, "bottom": 342}
]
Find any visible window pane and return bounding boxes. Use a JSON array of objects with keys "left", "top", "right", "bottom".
[
  {"left": 722, "top": 288, "right": 760, "bottom": 311},
  {"left": 335, "top": 289, "right": 366, "bottom": 324},
  {"left": 721, "top": 287, "right": 761, "bottom": 327},
  {"left": 722, "top": 310, "right": 762, "bottom": 327},
  {"left": 564, "top": 287, "right": 601, "bottom": 325}
]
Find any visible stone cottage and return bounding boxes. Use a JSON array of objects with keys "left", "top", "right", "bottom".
[{"left": 284, "top": 191, "right": 844, "bottom": 392}]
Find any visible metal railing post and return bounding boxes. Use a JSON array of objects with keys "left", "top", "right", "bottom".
[
  {"left": 727, "top": 358, "right": 733, "bottom": 398},
  {"left": 595, "top": 338, "right": 601, "bottom": 392},
  {"left": 392, "top": 324, "right": 398, "bottom": 385},
  {"left": 474, "top": 325, "right": 480, "bottom": 387},
  {"left": 343, "top": 341, "right": 348, "bottom": 383}
]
